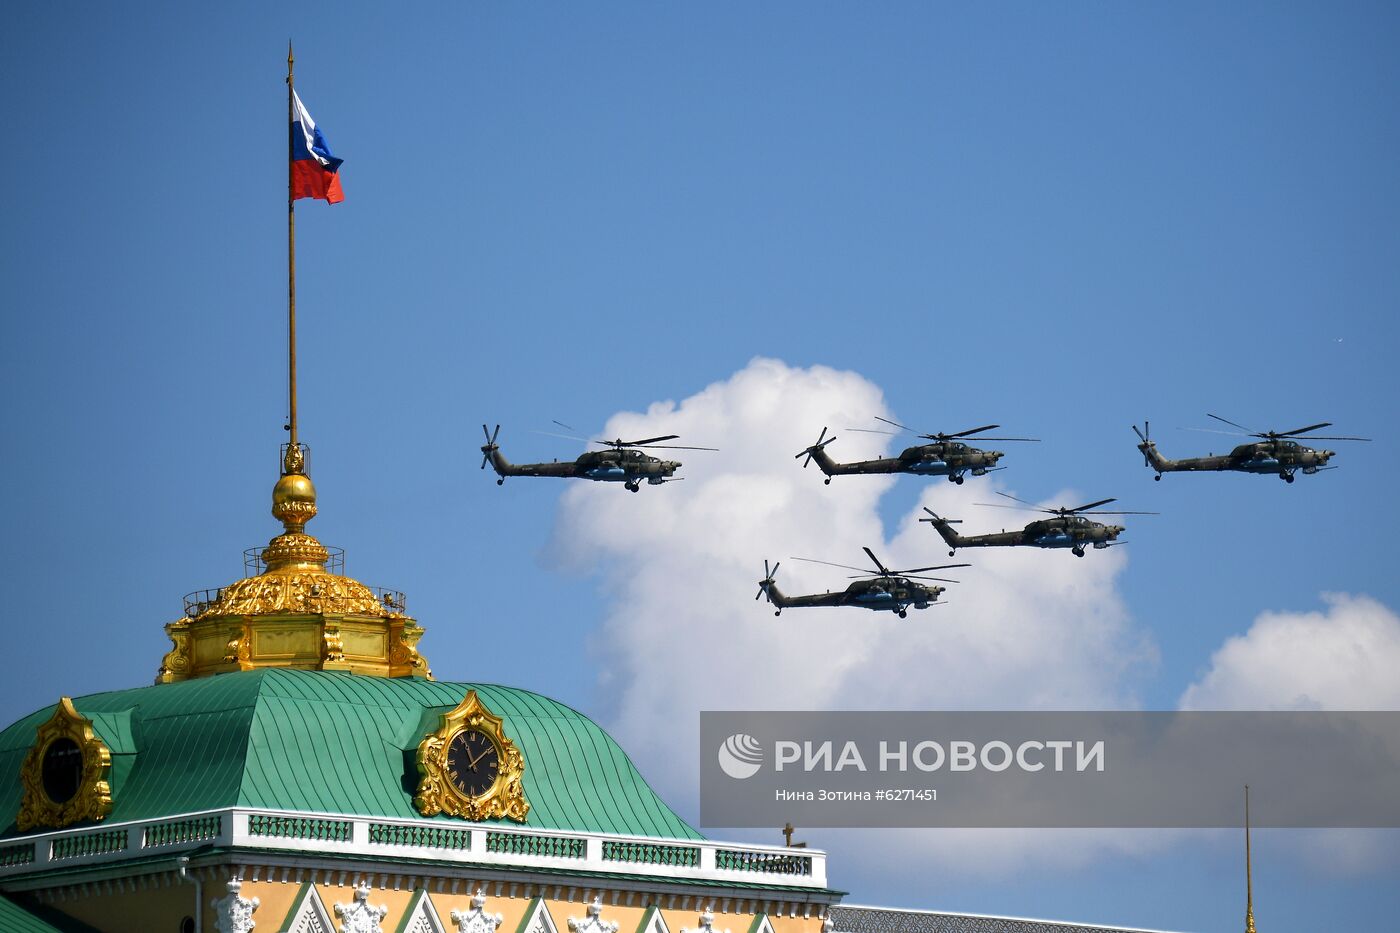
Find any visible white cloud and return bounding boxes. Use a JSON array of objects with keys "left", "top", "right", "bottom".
[
  {"left": 1178, "top": 594, "right": 1400, "bottom": 877},
  {"left": 1178, "top": 593, "right": 1400, "bottom": 711},
  {"left": 546, "top": 357, "right": 1159, "bottom": 876}
]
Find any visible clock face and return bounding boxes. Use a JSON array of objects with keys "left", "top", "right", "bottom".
[{"left": 445, "top": 728, "right": 501, "bottom": 799}]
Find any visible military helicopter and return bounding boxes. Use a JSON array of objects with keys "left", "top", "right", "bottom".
[
  {"left": 797, "top": 419, "right": 1039, "bottom": 485},
  {"left": 480, "top": 424, "right": 716, "bottom": 492},
  {"left": 1133, "top": 416, "right": 1370, "bottom": 483},
  {"left": 755, "top": 548, "right": 968, "bottom": 618},
  {"left": 920, "top": 493, "right": 1156, "bottom": 558}
]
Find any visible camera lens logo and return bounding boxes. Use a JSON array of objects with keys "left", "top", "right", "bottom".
[{"left": 717, "top": 733, "right": 764, "bottom": 780}]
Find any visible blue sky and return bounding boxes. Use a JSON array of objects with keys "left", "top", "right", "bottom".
[{"left": 2, "top": 3, "right": 1398, "bottom": 930}]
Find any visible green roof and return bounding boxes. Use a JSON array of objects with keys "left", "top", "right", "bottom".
[
  {"left": 0, "top": 670, "right": 700, "bottom": 841},
  {"left": 0, "top": 894, "right": 101, "bottom": 932}
]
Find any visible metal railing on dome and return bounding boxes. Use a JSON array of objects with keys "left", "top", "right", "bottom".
[{"left": 245, "top": 545, "right": 346, "bottom": 577}]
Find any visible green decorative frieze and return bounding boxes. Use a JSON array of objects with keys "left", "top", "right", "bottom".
[
  {"left": 368, "top": 822, "right": 472, "bottom": 850},
  {"left": 0, "top": 842, "right": 35, "bottom": 868},
  {"left": 51, "top": 828, "right": 128, "bottom": 861},
  {"left": 485, "top": 831, "right": 585, "bottom": 859},
  {"left": 247, "top": 814, "right": 352, "bottom": 842},
  {"left": 143, "top": 815, "right": 223, "bottom": 848},
  {"left": 715, "top": 848, "right": 812, "bottom": 876},
  {"left": 602, "top": 840, "right": 700, "bottom": 867}
]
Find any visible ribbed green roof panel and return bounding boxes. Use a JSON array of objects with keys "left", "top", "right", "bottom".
[
  {"left": 0, "top": 894, "right": 102, "bottom": 932},
  {"left": 0, "top": 670, "right": 700, "bottom": 841}
]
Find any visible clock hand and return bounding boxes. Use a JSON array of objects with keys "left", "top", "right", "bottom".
[{"left": 465, "top": 745, "right": 492, "bottom": 770}]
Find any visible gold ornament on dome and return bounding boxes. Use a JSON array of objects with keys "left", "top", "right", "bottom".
[
  {"left": 18, "top": 698, "right": 113, "bottom": 831},
  {"left": 415, "top": 690, "right": 529, "bottom": 822},
  {"left": 192, "top": 571, "right": 398, "bottom": 619}
]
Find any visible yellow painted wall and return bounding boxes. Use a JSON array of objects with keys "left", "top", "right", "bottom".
[{"left": 27, "top": 872, "right": 832, "bottom": 933}]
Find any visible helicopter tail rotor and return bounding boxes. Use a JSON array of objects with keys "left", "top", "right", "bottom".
[
  {"left": 796, "top": 427, "right": 837, "bottom": 468},
  {"left": 756, "top": 560, "right": 781, "bottom": 606},
  {"left": 1132, "top": 421, "right": 1154, "bottom": 467},
  {"left": 480, "top": 424, "right": 501, "bottom": 470}
]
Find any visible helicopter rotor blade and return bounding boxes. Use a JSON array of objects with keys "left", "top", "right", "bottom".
[
  {"left": 993, "top": 491, "right": 1039, "bottom": 507},
  {"left": 964, "top": 436, "right": 1041, "bottom": 442},
  {"left": 595, "top": 434, "right": 681, "bottom": 447},
  {"left": 847, "top": 573, "right": 962, "bottom": 584},
  {"left": 552, "top": 420, "right": 576, "bottom": 431},
  {"left": 974, "top": 502, "right": 1037, "bottom": 511},
  {"left": 874, "top": 416, "right": 916, "bottom": 433},
  {"left": 480, "top": 424, "right": 500, "bottom": 469},
  {"left": 1131, "top": 424, "right": 1146, "bottom": 443},
  {"left": 1207, "top": 413, "right": 1255, "bottom": 433},
  {"left": 1185, "top": 427, "right": 1250, "bottom": 437},
  {"left": 1274, "top": 422, "right": 1332, "bottom": 437},
  {"left": 637, "top": 444, "right": 720, "bottom": 451},
  {"left": 797, "top": 427, "right": 835, "bottom": 467},
  {"left": 1077, "top": 510, "right": 1159, "bottom": 516},
  {"left": 862, "top": 546, "right": 891, "bottom": 575},
  {"left": 1293, "top": 435, "right": 1371, "bottom": 442},
  {"left": 919, "top": 507, "right": 963, "bottom": 524},
  {"left": 791, "top": 556, "right": 879, "bottom": 575},
  {"left": 1065, "top": 498, "right": 1117, "bottom": 513},
  {"left": 946, "top": 424, "right": 1001, "bottom": 438},
  {"left": 899, "top": 563, "right": 972, "bottom": 574},
  {"left": 535, "top": 429, "right": 592, "bottom": 443},
  {"left": 847, "top": 427, "right": 900, "bottom": 435}
]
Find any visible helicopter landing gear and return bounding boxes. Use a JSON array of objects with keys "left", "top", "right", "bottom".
[
  {"left": 1072, "top": 546, "right": 1085, "bottom": 558},
  {"left": 774, "top": 609, "right": 782, "bottom": 617},
  {"left": 824, "top": 477, "right": 831, "bottom": 485},
  {"left": 898, "top": 609, "right": 908, "bottom": 618},
  {"left": 948, "top": 474, "right": 964, "bottom": 485},
  {"left": 496, "top": 478, "right": 504, "bottom": 486},
  {"left": 625, "top": 481, "right": 640, "bottom": 493},
  {"left": 1280, "top": 471, "right": 1295, "bottom": 483},
  {"left": 1153, "top": 474, "right": 1162, "bottom": 481}
]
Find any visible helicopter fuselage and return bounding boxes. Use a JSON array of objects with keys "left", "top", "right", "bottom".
[
  {"left": 486, "top": 446, "right": 681, "bottom": 490},
  {"left": 925, "top": 513, "right": 1124, "bottom": 557},
  {"left": 762, "top": 577, "right": 945, "bottom": 615},
  {"left": 1138, "top": 438, "right": 1333, "bottom": 482},
  {"left": 806, "top": 441, "right": 1004, "bottom": 484}
]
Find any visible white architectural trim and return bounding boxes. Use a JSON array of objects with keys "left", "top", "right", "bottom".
[
  {"left": 519, "top": 898, "right": 561, "bottom": 933},
  {"left": 212, "top": 877, "right": 260, "bottom": 933},
  {"left": 567, "top": 898, "right": 619, "bottom": 933},
  {"left": 451, "top": 889, "right": 504, "bottom": 933},
  {"left": 401, "top": 888, "right": 449, "bottom": 933},
  {"left": 279, "top": 882, "right": 334, "bottom": 933},
  {"left": 334, "top": 882, "right": 389, "bottom": 933}
]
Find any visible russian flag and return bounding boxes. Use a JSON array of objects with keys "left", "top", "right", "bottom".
[{"left": 291, "top": 90, "right": 344, "bottom": 203}]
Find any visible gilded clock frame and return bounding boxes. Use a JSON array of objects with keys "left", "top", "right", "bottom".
[
  {"left": 414, "top": 690, "right": 529, "bottom": 822},
  {"left": 18, "top": 697, "right": 114, "bottom": 831}
]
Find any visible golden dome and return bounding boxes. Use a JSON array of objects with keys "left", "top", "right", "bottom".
[{"left": 155, "top": 449, "right": 431, "bottom": 684}]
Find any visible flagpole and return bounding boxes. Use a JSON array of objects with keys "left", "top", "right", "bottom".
[
  {"left": 1245, "top": 785, "right": 1257, "bottom": 933},
  {"left": 286, "top": 41, "right": 300, "bottom": 465}
]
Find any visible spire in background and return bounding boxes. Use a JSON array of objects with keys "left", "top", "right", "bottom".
[{"left": 1245, "top": 785, "right": 1258, "bottom": 933}]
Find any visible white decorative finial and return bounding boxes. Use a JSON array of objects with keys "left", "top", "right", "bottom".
[
  {"left": 568, "top": 897, "right": 619, "bottom": 933},
  {"left": 335, "top": 883, "right": 388, "bottom": 933},
  {"left": 682, "top": 904, "right": 728, "bottom": 933},
  {"left": 212, "top": 877, "right": 260, "bottom": 933},
  {"left": 451, "top": 888, "right": 504, "bottom": 933}
]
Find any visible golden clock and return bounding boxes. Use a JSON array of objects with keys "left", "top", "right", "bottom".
[{"left": 414, "top": 690, "right": 529, "bottom": 822}]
